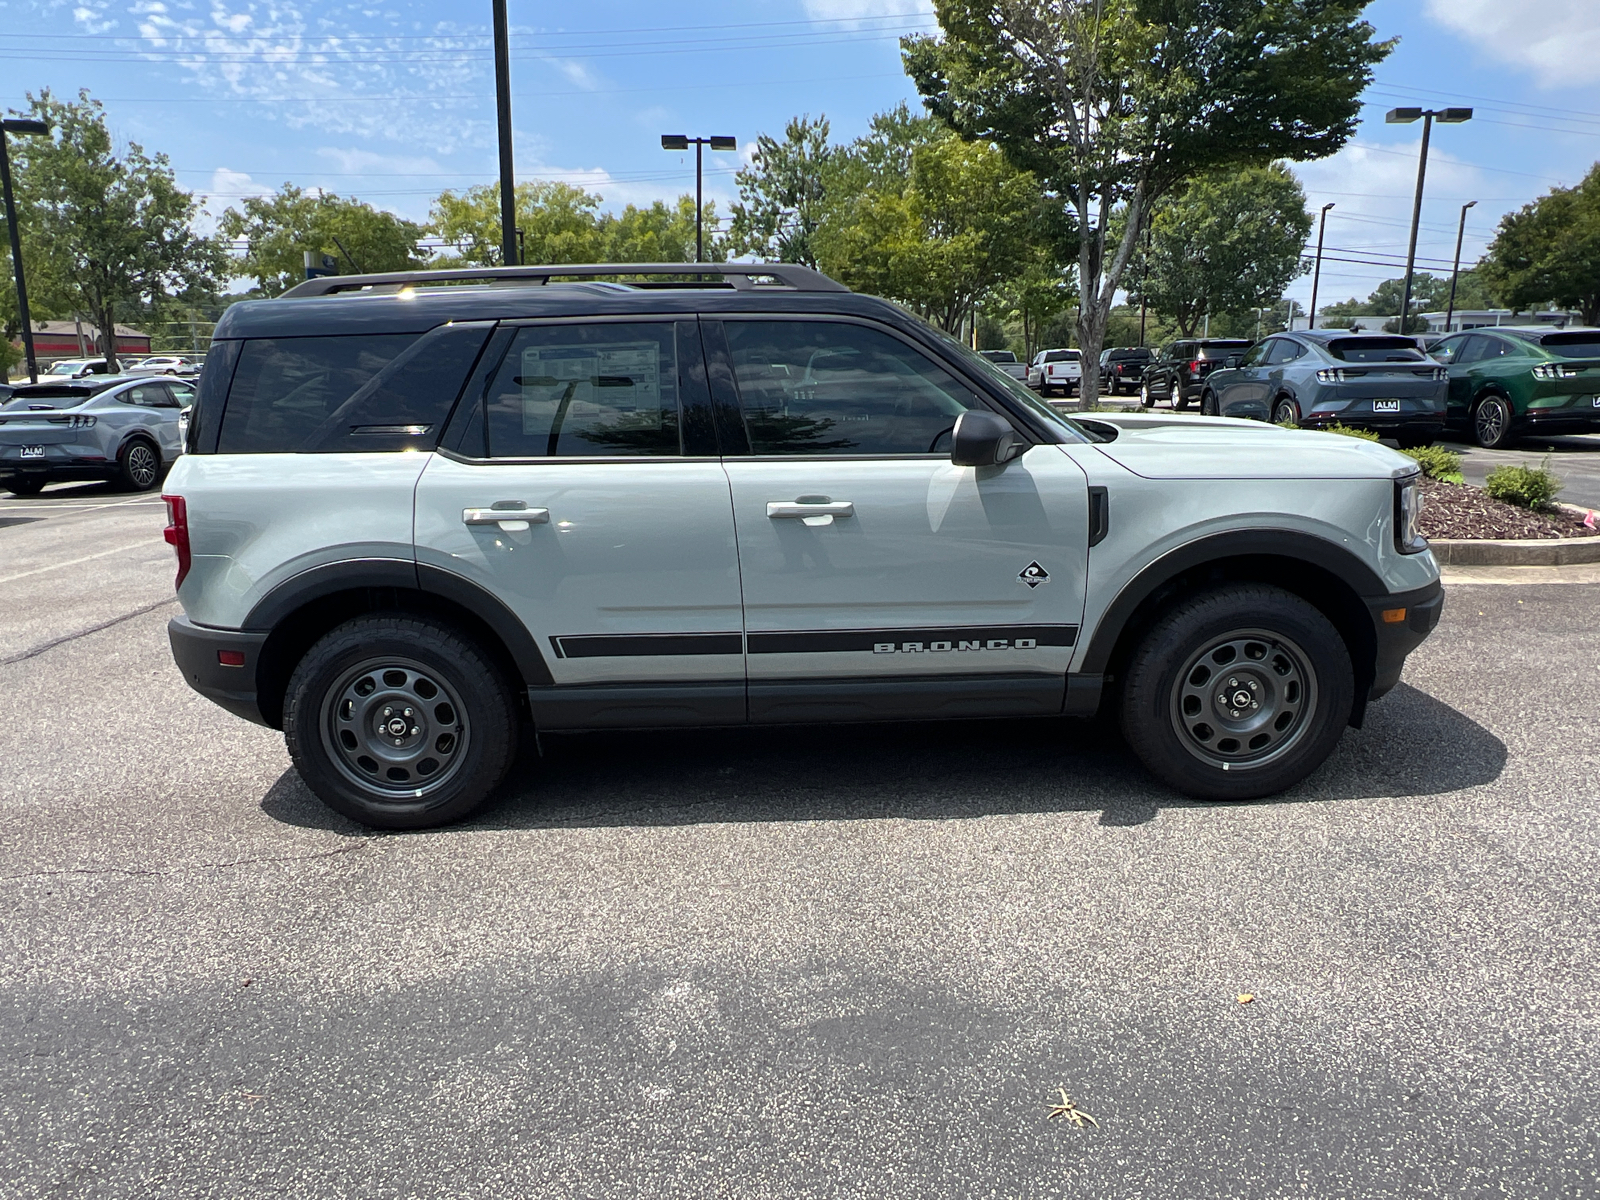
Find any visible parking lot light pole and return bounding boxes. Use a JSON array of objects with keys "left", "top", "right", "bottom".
[
  {"left": 1, "top": 117, "right": 50, "bottom": 384},
  {"left": 1445, "top": 199, "right": 1478, "bottom": 334},
  {"left": 1307, "top": 202, "right": 1334, "bottom": 330},
  {"left": 1386, "top": 106, "right": 1472, "bottom": 336},
  {"left": 661, "top": 135, "right": 736, "bottom": 263},
  {"left": 492, "top": 0, "right": 517, "bottom": 266}
]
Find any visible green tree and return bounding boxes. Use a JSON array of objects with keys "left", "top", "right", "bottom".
[
  {"left": 1317, "top": 270, "right": 1499, "bottom": 330},
  {"left": 1131, "top": 164, "right": 1311, "bottom": 337},
  {"left": 430, "top": 180, "right": 606, "bottom": 267},
  {"left": 815, "top": 126, "right": 1049, "bottom": 334},
  {"left": 1482, "top": 167, "right": 1600, "bottom": 325},
  {"left": 599, "top": 196, "right": 723, "bottom": 263},
  {"left": 728, "top": 115, "right": 837, "bottom": 267},
  {"left": 903, "top": 0, "right": 1389, "bottom": 405},
  {"left": 7, "top": 89, "right": 225, "bottom": 368},
  {"left": 221, "top": 184, "right": 429, "bottom": 296}
]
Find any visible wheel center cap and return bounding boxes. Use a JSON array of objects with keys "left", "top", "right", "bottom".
[
  {"left": 386, "top": 718, "right": 407, "bottom": 736},
  {"left": 1231, "top": 689, "right": 1252, "bottom": 709}
]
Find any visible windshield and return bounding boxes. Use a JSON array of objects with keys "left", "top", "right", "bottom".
[
  {"left": 926, "top": 326, "right": 1086, "bottom": 441},
  {"left": 1538, "top": 331, "right": 1600, "bottom": 358},
  {"left": 1326, "top": 337, "right": 1425, "bottom": 363},
  {"left": 979, "top": 350, "right": 1017, "bottom": 363}
]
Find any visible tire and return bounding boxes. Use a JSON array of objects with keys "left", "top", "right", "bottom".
[
  {"left": 1171, "top": 381, "right": 1188, "bottom": 411},
  {"left": 1041, "top": 384, "right": 1056, "bottom": 398},
  {"left": 283, "top": 614, "right": 519, "bottom": 830},
  {"left": 117, "top": 438, "right": 161, "bottom": 491},
  {"left": 1272, "top": 397, "right": 1300, "bottom": 426},
  {"left": 1201, "top": 390, "right": 1219, "bottom": 417},
  {"left": 1119, "top": 584, "right": 1354, "bottom": 801},
  {"left": 4, "top": 477, "right": 47, "bottom": 496},
  {"left": 1473, "top": 395, "right": 1516, "bottom": 449},
  {"left": 1139, "top": 380, "right": 1155, "bottom": 408}
]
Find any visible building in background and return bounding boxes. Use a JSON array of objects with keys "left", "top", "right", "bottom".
[{"left": 7, "top": 319, "right": 151, "bottom": 367}]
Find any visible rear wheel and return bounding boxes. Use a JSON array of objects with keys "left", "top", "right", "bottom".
[
  {"left": 1119, "top": 584, "right": 1354, "bottom": 801},
  {"left": 117, "top": 439, "right": 161, "bottom": 491},
  {"left": 1473, "top": 395, "right": 1516, "bottom": 449},
  {"left": 3, "top": 477, "right": 47, "bottom": 497},
  {"left": 284, "top": 614, "right": 519, "bottom": 829},
  {"left": 1171, "top": 380, "right": 1188, "bottom": 411},
  {"left": 1273, "top": 397, "right": 1300, "bottom": 426}
]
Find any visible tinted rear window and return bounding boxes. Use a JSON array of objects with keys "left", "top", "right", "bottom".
[
  {"left": 979, "top": 350, "right": 1018, "bottom": 363},
  {"left": 1326, "top": 337, "right": 1425, "bottom": 363},
  {"left": 1197, "top": 341, "right": 1251, "bottom": 358},
  {"left": 1539, "top": 332, "right": 1600, "bottom": 358},
  {"left": 3, "top": 389, "right": 93, "bottom": 410},
  {"left": 1043, "top": 350, "right": 1079, "bottom": 362},
  {"left": 217, "top": 326, "right": 490, "bottom": 453}
]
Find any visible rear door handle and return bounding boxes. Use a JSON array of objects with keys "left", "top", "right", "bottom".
[
  {"left": 464, "top": 504, "right": 549, "bottom": 531},
  {"left": 767, "top": 499, "right": 854, "bottom": 527}
]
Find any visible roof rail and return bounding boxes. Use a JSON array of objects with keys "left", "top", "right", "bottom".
[{"left": 278, "top": 262, "right": 849, "bottom": 299}]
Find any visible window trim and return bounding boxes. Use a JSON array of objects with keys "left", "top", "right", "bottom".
[{"left": 703, "top": 311, "right": 1042, "bottom": 462}]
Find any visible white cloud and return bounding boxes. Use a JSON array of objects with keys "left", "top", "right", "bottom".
[{"left": 1424, "top": 0, "right": 1600, "bottom": 88}]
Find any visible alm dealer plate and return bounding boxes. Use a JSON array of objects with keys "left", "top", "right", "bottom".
[
  {"left": 19, "top": 446, "right": 45, "bottom": 458},
  {"left": 1372, "top": 399, "right": 1400, "bottom": 413}
]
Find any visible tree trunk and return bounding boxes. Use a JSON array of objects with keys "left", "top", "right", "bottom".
[{"left": 94, "top": 302, "right": 120, "bottom": 372}]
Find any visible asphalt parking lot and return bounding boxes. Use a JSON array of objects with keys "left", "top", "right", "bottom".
[{"left": 2, "top": 484, "right": 1597, "bottom": 1198}]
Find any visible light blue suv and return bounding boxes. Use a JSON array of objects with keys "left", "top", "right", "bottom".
[{"left": 0, "top": 375, "right": 192, "bottom": 495}]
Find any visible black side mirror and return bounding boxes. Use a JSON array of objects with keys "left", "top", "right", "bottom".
[
  {"left": 951, "top": 410, "right": 1025, "bottom": 467},
  {"left": 1225, "top": 354, "right": 1243, "bottom": 368}
]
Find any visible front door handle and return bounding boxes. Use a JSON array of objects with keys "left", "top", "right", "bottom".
[
  {"left": 464, "top": 503, "right": 549, "bottom": 531},
  {"left": 767, "top": 498, "right": 854, "bottom": 527}
]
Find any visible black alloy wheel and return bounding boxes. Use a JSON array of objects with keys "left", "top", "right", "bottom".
[
  {"left": 284, "top": 614, "right": 518, "bottom": 829},
  {"left": 1273, "top": 397, "right": 1300, "bottom": 426},
  {"left": 3, "top": 477, "right": 47, "bottom": 496},
  {"left": 1119, "top": 583, "right": 1354, "bottom": 801},
  {"left": 1473, "top": 395, "right": 1516, "bottom": 449},
  {"left": 117, "top": 439, "right": 160, "bottom": 491}
]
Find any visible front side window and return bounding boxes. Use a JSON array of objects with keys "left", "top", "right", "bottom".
[
  {"left": 724, "top": 320, "right": 982, "bottom": 456},
  {"left": 1430, "top": 336, "right": 1466, "bottom": 364},
  {"left": 484, "top": 322, "right": 681, "bottom": 458},
  {"left": 1239, "top": 342, "right": 1272, "bottom": 368}
]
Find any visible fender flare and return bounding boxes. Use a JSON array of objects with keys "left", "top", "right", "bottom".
[
  {"left": 243, "top": 557, "right": 554, "bottom": 687},
  {"left": 1078, "top": 528, "right": 1387, "bottom": 676}
]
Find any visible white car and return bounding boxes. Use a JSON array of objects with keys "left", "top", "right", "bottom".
[
  {"left": 1027, "top": 348, "right": 1083, "bottom": 397},
  {"left": 126, "top": 355, "right": 200, "bottom": 377},
  {"left": 40, "top": 358, "right": 114, "bottom": 379},
  {"left": 162, "top": 262, "right": 1442, "bottom": 830}
]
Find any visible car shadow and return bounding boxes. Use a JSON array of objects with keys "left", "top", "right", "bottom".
[{"left": 260, "top": 682, "right": 1506, "bottom": 836}]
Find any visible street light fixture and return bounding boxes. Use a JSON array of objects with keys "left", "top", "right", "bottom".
[
  {"left": 1308, "top": 202, "right": 1334, "bottom": 331},
  {"left": 1386, "top": 105, "right": 1472, "bottom": 338},
  {"left": 661, "top": 134, "right": 737, "bottom": 264},
  {"left": 1, "top": 116, "right": 51, "bottom": 383},
  {"left": 1445, "top": 200, "right": 1478, "bottom": 334}
]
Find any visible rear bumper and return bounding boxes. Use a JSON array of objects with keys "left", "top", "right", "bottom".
[
  {"left": 168, "top": 614, "right": 270, "bottom": 726},
  {"left": 0, "top": 462, "right": 118, "bottom": 483},
  {"left": 1520, "top": 409, "right": 1600, "bottom": 434},
  {"left": 1368, "top": 579, "right": 1444, "bottom": 700}
]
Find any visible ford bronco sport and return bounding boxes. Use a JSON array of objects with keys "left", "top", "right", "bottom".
[{"left": 163, "top": 263, "right": 1442, "bottom": 829}]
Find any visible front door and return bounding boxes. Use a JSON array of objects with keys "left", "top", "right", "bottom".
[
  {"left": 414, "top": 318, "right": 745, "bottom": 728},
  {"left": 706, "top": 316, "right": 1091, "bottom": 723},
  {"left": 1218, "top": 339, "right": 1273, "bottom": 412}
]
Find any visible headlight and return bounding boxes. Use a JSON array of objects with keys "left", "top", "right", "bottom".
[{"left": 1395, "top": 472, "right": 1427, "bottom": 555}]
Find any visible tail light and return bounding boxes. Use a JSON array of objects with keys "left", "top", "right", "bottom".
[
  {"left": 1188, "top": 359, "right": 1201, "bottom": 373},
  {"left": 1532, "top": 363, "right": 1578, "bottom": 380},
  {"left": 1316, "top": 368, "right": 1350, "bottom": 384},
  {"left": 162, "top": 494, "right": 191, "bottom": 590}
]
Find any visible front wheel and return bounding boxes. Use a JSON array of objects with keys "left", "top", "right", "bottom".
[
  {"left": 1119, "top": 584, "right": 1354, "bottom": 801},
  {"left": 1473, "top": 395, "right": 1516, "bottom": 449},
  {"left": 284, "top": 614, "right": 519, "bottom": 829},
  {"left": 1139, "top": 381, "right": 1155, "bottom": 408}
]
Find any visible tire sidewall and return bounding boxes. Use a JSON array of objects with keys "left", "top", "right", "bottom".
[
  {"left": 118, "top": 438, "right": 161, "bottom": 491},
  {"left": 1474, "top": 395, "right": 1514, "bottom": 449},
  {"left": 1120, "top": 586, "right": 1355, "bottom": 801},
  {"left": 284, "top": 616, "right": 517, "bottom": 829}
]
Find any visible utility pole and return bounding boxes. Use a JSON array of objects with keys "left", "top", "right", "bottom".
[
  {"left": 1445, "top": 200, "right": 1477, "bottom": 334},
  {"left": 1308, "top": 202, "right": 1334, "bottom": 331},
  {"left": 1, "top": 117, "right": 50, "bottom": 383},
  {"left": 492, "top": 0, "right": 517, "bottom": 266}
]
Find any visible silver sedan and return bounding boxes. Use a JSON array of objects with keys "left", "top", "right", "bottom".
[{"left": 0, "top": 375, "right": 193, "bottom": 496}]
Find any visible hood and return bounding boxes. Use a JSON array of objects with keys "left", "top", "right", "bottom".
[{"left": 1075, "top": 413, "right": 1415, "bottom": 480}]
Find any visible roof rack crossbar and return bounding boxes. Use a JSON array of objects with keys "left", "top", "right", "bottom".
[{"left": 279, "top": 262, "right": 849, "bottom": 298}]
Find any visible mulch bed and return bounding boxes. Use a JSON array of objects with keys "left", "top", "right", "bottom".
[{"left": 1419, "top": 477, "right": 1599, "bottom": 540}]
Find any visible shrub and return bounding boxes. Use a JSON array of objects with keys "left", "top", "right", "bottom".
[
  {"left": 1324, "top": 423, "right": 1381, "bottom": 442},
  {"left": 1401, "top": 445, "right": 1464, "bottom": 484},
  {"left": 1484, "top": 461, "right": 1562, "bottom": 510}
]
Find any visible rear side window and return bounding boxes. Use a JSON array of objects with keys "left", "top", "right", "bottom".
[
  {"left": 217, "top": 325, "right": 490, "bottom": 453},
  {"left": 484, "top": 322, "right": 681, "bottom": 458},
  {"left": 1538, "top": 332, "right": 1600, "bottom": 358},
  {"left": 1326, "top": 337, "right": 1425, "bottom": 363}
]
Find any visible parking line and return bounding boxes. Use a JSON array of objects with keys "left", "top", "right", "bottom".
[{"left": 0, "top": 540, "right": 162, "bottom": 586}]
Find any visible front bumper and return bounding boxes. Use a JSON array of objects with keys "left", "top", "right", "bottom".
[
  {"left": 1367, "top": 579, "right": 1444, "bottom": 700},
  {"left": 168, "top": 614, "right": 270, "bottom": 726}
]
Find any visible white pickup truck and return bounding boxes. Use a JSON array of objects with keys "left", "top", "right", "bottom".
[{"left": 1028, "top": 348, "right": 1083, "bottom": 398}]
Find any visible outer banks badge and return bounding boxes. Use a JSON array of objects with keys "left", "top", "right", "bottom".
[{"left": 1019, "top": 561, "right": 1050, "bottom": 588}]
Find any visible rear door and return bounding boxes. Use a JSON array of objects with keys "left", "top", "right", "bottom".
[
  {"left": 413, "top": 318, "right": 745, "bottom": 728},
  {"left": 706, "top": 315, "right": 1090, "bottom": 723}
]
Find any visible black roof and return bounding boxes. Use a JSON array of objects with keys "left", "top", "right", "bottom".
[{"left": 215, "top": 265, "right": 909, "bottom": 341}]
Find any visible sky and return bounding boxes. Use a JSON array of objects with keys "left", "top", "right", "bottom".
[{"left": 3, "top": 0, "right": 1599, "bottom": 314}]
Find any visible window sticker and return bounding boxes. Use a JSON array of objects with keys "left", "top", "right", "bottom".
[{"left": 517, "top": 341, "right": 661, "bottom": 436}]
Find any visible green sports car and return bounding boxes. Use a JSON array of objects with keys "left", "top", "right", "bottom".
[{"left": 1429, "top": 325, "right": 1600, "bottom": 448}]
